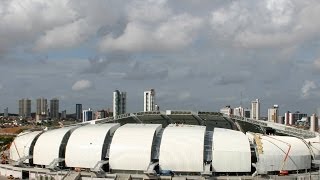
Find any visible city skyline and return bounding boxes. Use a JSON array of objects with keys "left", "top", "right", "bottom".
[
  {"left": 1, "top": 1, "right": 320, "bottom": 115},
  {"left": 7, "top": 93, "right": 319, "bottom": 117}
]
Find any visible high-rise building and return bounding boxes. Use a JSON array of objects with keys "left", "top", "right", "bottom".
[
  {"left": 155, "top": 104, "right": 160, "bottom": 111},
  {"left": 4, "top": 107, "right": 8, "bottom": 117},
  {"left": 83, "top": 108, "right": 93, "bottom": 122},
  {"left": 144, "top": 89, "right": 155, "bottom": 112},
  {"left": 76, "top": 104, "right": 82, "bottom": 120},
  {"left": 36, "top": 98, "right": 48, "bottom": 116},
  {"left": 310, "top": 114, "right": 318, "bottom": 132},
  {"left": 113, "top": 90, "right": 126, "bottom": 118},
  {"left": 284, "top": 111, "right": 290, "bottom": 125},
  {"left": 251, "top": 99, "right": 260, "bottom": 120},
  {"left": 268, "top": 105, "right": 279, "bottom": 123},
  {"left": 233, "top": 106, "right": 245, "bottom": 117},
  {"left": 50, "top": 98, "right": 59, "bottom": 119},
  {"left": 61, "top": 110, "right": 67, "bottom": 119},
  {"left": 244, "top": 109, "right": 251, "bottom": 118},
  {"left": 19, "top": 98, "right": 31, "bottom": 118},
  {"left": 95, "top": 110, "right": 107, "bottom": 119},
  {"left": 220, "top": 106, "right": 233, "bottom": 116}
]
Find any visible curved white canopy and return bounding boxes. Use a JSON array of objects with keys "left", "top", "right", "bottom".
[
  {"left": 304, "top": 135, "right": 320, "bottom": 160},
  {"left": 257, "top": 135, "right": 311, "bottom": 172},
  {"left": 10, "top": 131, "right": 42, "bottom": 163},
  {"left": 109, "top": 124, "right": 162, "bottom": 171},
  {"left": 159, "top": 125, "right": 205, "bottom": 172},
  {"left": 33, "top": 126, "right": 76, "bottom": 166},
  {"left": 65, "top": 123, "right": 120, "bottom": 168},
  {"left": 212, "top": 128, "right": 251, "bottom": 172}
]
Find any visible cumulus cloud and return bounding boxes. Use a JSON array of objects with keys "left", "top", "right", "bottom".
[
  {"left": 210, "top": 0, "right": 320, "bottom": 48},
  {"left": 99, "top": 13, "right": 203, "bottom": 52},
  {"left": 301, "top": 80, "right": 317, "bottom": 98},
  {"left": 72, "top": 80, "right": 92, "bottom": 91},
  {"left": 123, "top": 62, "right": 168, "bottom": 80},
  {"left": 34, "top": 19, "right": 94, "bottom": 51},
  {"left": 2, "top": 0, "right": 320, "bottom": 114}
]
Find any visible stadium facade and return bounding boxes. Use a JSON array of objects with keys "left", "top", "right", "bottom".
[{"left": 2, "top": 110, "right": 320, "bottom": 179}]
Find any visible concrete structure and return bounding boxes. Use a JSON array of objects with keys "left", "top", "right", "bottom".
[
  {"left": 233, "top": 106, "right": 245, "bottom": 117},
  {"left": 113, "top": 90, "right": 126, "bottom": 118},
  {"left": 268, "top": 105, "right": 279, "bottom": 123},
  {"left": 50, "top": 98, "right": 59, "bottom": 119},
  {"left": 36, "top": 97, "right": 48, "bottom": 116},
  {"left": 61, "top": 110, "right": 67, "bottom": 119},
  {"left": 144, "top": 89, "right": 155, "bottom": 112},
  {"left": 310, "top": 114, "right": 318, "bottom": 132},
  {"left": 95, "top": 110, "right": 107, "bottom": 119},
  {"left": 284, "top": 111, "right": 290, "bottom": 125},
  {"left": 6, "top": 111, "right": 320, "bottom": 179},
  {"left": 251, "top": 99, "right": 260, "bottom": 120},
  {"left": 82, "top": 108, "right": 93, "bottom": 122},
  {"left": 220, "top": 106, "right": 232, "bottom": 116},
  {"left": 76, "top": 104, "right": 82, "bottom": 120},
  {"left": 3, "top": 107, "right": 8, "bottom": 117},
  {"left": 278, "top": 115, "right": 284, "bottom": 124},
  {"left": 18, "top": 98, "right": 31, "bottom": 118}
]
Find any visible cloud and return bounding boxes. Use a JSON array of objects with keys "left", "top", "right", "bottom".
[
  {"left": 214, "top": 71, "right": 251, "bottom": 86},
  {"left": 72, "top": 80, "right": 92, "bottom": 91},
  {"left": 123, "top": 62, "right": 168, "bottom": 80},
  {"left": 82, "top": 54, "right": 130, "bottom": 74},
  {"left": 178, "top": 91, "right": 191, "bottom": 101},
  {"left": 301, "top": 80, "right": 317, "bottom": 98},
  {"left": 99, "top": 14, "right": 203, "bottom": 52},
  {"left": 34, "top": 19, "right": 94, "bottom": 51},
  {"left": 210, "top": 0, "right": 320, "bottom": 49}
]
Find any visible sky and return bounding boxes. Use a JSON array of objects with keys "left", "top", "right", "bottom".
[{"left": 1, "top": 0, "right": 320, "bottom": 115}]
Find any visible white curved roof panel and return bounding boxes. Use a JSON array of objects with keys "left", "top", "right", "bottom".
[
  {"left": 305, "top": 136, "right": 320, "bottom": 160},
  {"left": 65, "top": 123, "right": 120, "bottom": 168},
  {"left": 109, "top": 124, "right": 162, "bottom": 171},
  {"left": 257, "top": 135, "right": 311, "bottom": 172},
  {"left": 212, "top": 128, "right": 251, "bottom": 172},
  {"left": 10, "top": 131, "right": 42, "bottom": 163},
  {"left": 159, "top": 125, "right": 205, "bottom": 172},
  {"left": 33, "top": 126, "right": 77, "bottom": 166}
]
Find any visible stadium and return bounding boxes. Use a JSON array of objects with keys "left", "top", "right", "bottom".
[{"left": 2, "top": 110, "right": 320, "bottom": 179}]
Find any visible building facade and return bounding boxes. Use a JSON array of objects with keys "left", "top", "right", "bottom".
[
  {"left": 61, "top": 110, "right": 67, "bottom": 119},
  {"left": 76, "top": 104, "right": 82, "bottom": 120},
  {"left": 268, "top": 105, "right": 279, "bottom": 123},
  {"left": 4, "top": 107, "right": 8, "bottom": 117},
  {"left": 82, "top": 108, "right": 93, "bottom": 122},
  {"left": 36, "top": 98, "right": 48, "bottom": 116},
  {"left": 220, "top": 106, "right": 233, "bottom": 116},
  {"left": 18, "top": 98, "right": 31, "bottom": 118},
  {"left": 144, "top": 89, "right": 155, "bottom": 112},
  {"left": 113, "top": 90, "right": 126, "bottom": 118},
  {"left": 251, "top": 99, "right": 260, "bottom": 120},
  {"left": 50, "top": 98, "right": 59, "bottom": 119}
]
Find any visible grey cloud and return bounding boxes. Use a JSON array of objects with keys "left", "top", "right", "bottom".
[
  {"left": 214, "top": 73, "right": 250, "bottom": 86},
  {"left": 82, "top": 54, "right": 130, "bottom": 74},
  {"left": 123, "top": 62, "right": 168, "bottom": 80},
  {"left": 2, "top": 0, "right": 320, "bottom": 115}
]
